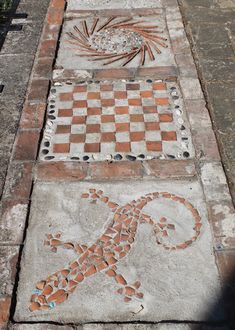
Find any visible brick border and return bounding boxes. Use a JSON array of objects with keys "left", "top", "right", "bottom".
[{"left": 0, "top": 0, "right": 234, "bottom": 327}]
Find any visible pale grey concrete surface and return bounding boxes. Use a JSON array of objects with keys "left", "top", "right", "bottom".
[
  {"left": 67, "top": 0, "right": 162, "bottom": 10},
  {"left": 15, "top": 179, "right": 221, "bottom": 323}
]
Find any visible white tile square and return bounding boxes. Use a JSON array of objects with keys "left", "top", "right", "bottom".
[
  {"left": 86, "top": 116, "right": 101, "bottom": 124},
  {"left": 70, "top": 143, "right": 84, "bottom": 154},
  {"left": 87, "top": 99, "right": 101, "bottom": 107},
  {"left": 145, "top": 131, "right": 161, "bottom": 141},
  {"left": 115, "top": 115, "right": 130, "bottom": 123},
  {"left": 101, "top": 142, "right": 115, "bottom": 153},
  {"left": 102, "top": 107, "right": 115, "bottom": 115},
  {"left": 129, "top": 106, "right": 143, "bottom": 115},
  {"left": 131, "top": 141, "right": 147, "bottom": 153},
  {"left": 116, "top": 132, "right": 130, "bottom": 142},
  {"left": 115, "top": 99, "right": 128, "bottom": 106},
  {"left": 101, "top": 123, "right": 116, "bottom": 132},
  {"left": 71, "top": 124, "right": 86, "bottom": 134},
  {"left": 144, "top": 113, "right": 159, "bottom": 122},
  {"left": 73, "top": 92, "right": 87, "bottom": 100},
  {"left": 130, "top": 122, "right": 145, "bottom": 132},
  {"left": 85, "top": 133, "right": 101, "bottom": 143},
  {"left": 53, "top": 134, "right": 70, "bottom": 143},
  {"left": 100, "top": 92, "right": 114, "bottom": 99},
  {"left": 73, "top": 108, "right": 87, "bottom": 116},
  {"left": 127, "top": 91, "right": 140, "bottom": 98},
  {"left": 142, "top": 98, "right": 155, "bottom": 106}
]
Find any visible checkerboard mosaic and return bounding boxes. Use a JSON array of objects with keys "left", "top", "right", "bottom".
[{"left": 40, "top": 80, "right": 194, "bottom": 161}]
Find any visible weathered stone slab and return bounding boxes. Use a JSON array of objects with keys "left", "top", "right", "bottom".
[
  {"left": 67, "top": 0, "right": 162, "bottom": 11},
  {"left": 56, "top": 13, "right": 176, "bottom": 71},
  {"left": 15, "top": 180, "right": 221, "bottom": 323}
]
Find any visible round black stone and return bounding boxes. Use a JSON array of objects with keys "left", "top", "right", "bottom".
[
  {"left": 126, "top": 155, "right": 136, "bottom": 161},
  {"left": 83, "top": 156, "right": 89, "bottom": 161},
  {"left": 114, "top": 154, "right": 123, "bottom": 161},
  {"left": 183, "top": 151, "right": 190, "bottom": 158},
  {"left": 45, "top": 156, "right": 55, "bottom": 160},
  {"left": 137, "top": 154, "right": 145, "bottom": 159}
]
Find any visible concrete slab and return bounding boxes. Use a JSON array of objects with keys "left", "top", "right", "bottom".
[
  {"left": 56, "top": 13, "right": 175, "bottom": 70},
  {"left": 67, "top": 0, "right": 162, "bottom": 11},
  {"left": 15, "top": 179, "right": 221, "bottom": 323},
  {"left": 39, "top": 80, "right": 194, "bottom": 162}
]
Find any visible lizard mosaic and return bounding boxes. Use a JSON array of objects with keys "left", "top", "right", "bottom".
[{"left": 29, "top": 189, "right": 202, "bottom": 312}]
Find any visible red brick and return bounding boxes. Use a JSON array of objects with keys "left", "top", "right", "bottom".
[
  {"left": 3, "top": 163, "right": 33, "bottom": 200},
  {"left": 86, "top": 124, "right": 100, "bottom": 133},
  {"left": 155, "top": 98, "right": 169, "bottom": 106},
  {"left": 101, "top": 133, "right": 116, "bottom": 142},
  {"left": 89, "top": 162, "right": 143, "bottom": 180},
  {"left": 115, "top": 123, "right": 129, "bottom": 132},
  {"left": 53, "top": 143, "right": 70, "bottom": 153},
  {"left": 51, "top": 0, "right": 65, "bottom": 10},
  {"left": 36, "top": 162, "right": 88, "bottom": 181},
  {"left": 115, "top": 142, "right": 130, "bottom": 152},
  {"left": 94, "top": 68, "right": 133, "bottom": 80},
  {"left": 0, "top": 296, "right": 11, "bottom": 328},
  {"left": 27, "top": 79, "right": 49, "bottom": 102},
  {"left": 146, "top": 141, "right": 162, "bottom": 151},
  {"left": 13, "top": 130, "right": 40, "bottom": 161},
  {"left": 159, "top": 114, "right": 173, "bottom": 122},
  {"left": 130, "top": 132, "right": 145, "bottom": 141},
  {"left": 20, "top": 103, "right": 46, "bottom": 129},
  {"left": 136, "top": 66, "right": 178, "bottom": 79},
  {"left": 33, "top": 57, "right": 54, "bottom": 79},
  {"left": 70, "top": 134, "right": 85, "bottom": 143},
  {"left": 146, "top": 159, "right": 196, "bottom": 177},
  {"left": 39, "top": 40, "right": 57, "bottom": 58},
  {"left": 47, "top": 8, "right": 63, "bottom": 25},
  {"left": 161, "top": 131, "right": 177, "bottom": 141},
  {"left": 84, "top": 143, "right": 100, "bottom": 152}
]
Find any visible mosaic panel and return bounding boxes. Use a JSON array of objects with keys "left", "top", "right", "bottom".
[
  {"left": 40, "top": 80, "right": 194, "bottom": 162},
  {"left": 15, "top": 180, "right": 221, "bottom": 322},
  {"left": 56, "top": 14, "right": 176, "bottom": 70}
]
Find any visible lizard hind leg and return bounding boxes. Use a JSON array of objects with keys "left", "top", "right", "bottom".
[
  {"left": 105, "top": 267, "right": 144, "bottom": 303},
  {"left": 44, "top": 233, "right": 87, "bottom": 255}
]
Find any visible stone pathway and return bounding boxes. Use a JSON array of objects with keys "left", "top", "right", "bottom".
[{"left": 0, "top": 0, "right": 235, "bottom": 329}]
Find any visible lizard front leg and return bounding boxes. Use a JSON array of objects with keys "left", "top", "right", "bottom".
[
  {"left": 44, "top": 233, "right": 88, "bottom": 255},
  {"left": 105, "top": 266, "right": 144, "bottom": 303}
]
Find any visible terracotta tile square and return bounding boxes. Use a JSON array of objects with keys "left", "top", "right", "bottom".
[
  {"left": 53, "top": 143, "right": 70, "bottom": 153},
  {"left": 101, "top": 115, "right": 115, "bottom": 123},
  {"left": 115, "top": 142, "right": 131, "bottom": 152},
  {"left": 74, "top": 100, "right": 88, "bottom": 108},
  {"left": 145, "top": 122, "right": 160, "bottom": 131},
  {"left": 100, "top": 84, "right": 113, "bottom": 91},
  {"left": 101, "top": 99, "right": 115, "bottom": 107},
  {"left": 159, "top": 114, "right": 173, "bottom": 122},
  {"left": 128, "top": 99, "right": 142, "bottom": 106},
  {"left": 87, "top": 107, "right": 102, "bottom": 116},
  {"left": 114, "top": 91, "right": 127, "bottom": 99},
  {"left": 126, "top": 84, "right": 140, "bottom": 90},
  {"left": 87, "top": 92, "right": 100, "bottom": 100},
  {"left": 115, "top": 106, "right": 129, "bottom": 115},
  {"left": 86, "top": 124, "right": 100, "bottom": 133},
  {"left": 58, "top": 109, "right": 73, "bottom": 117},
  {"left": 70, "top": 134, "right": 86, "bottom": 143},
  {"left": 146, "top": 141, "right": 162, "bottom": 152},
  {"left": 130, "top": 132, "right": 145, "bottom": 141},
  {"left": 101, "top": 133, "right": 116, "bottom": 142},
  {"left": 153, "top": 82, "right": 166, "bottom": 90},
  {"left": 161, "top": 131, "right": 177, "bottom": 141},
  {"left": 72, "top": 116, "right": 86, "bottom": 124},
  {"left": 155, "top": 98, "right": 169, "bottom": 106},
  {"left": 73, "top": 85, "right": 87, "bottom": 93},
  {"left": 115, "top": 123, "right": 130, "bottom": 132},
  {"left": 84, "top": 143, "right": 100, "bottom": 153},
  {"left": 60, "top": 92, "right": 73, "bottom": 101},
  {"left": 143, "top": 106, "right": 158, "bottom": 114},
  {"left": 140, "top": 91, "right": 153, "bottom": 98},
  {"left": 130, "top": 114, "right": 144, "bottom": 122},
  {"left": 56, "top": 125, "right": 71, "bottom": 134}
]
